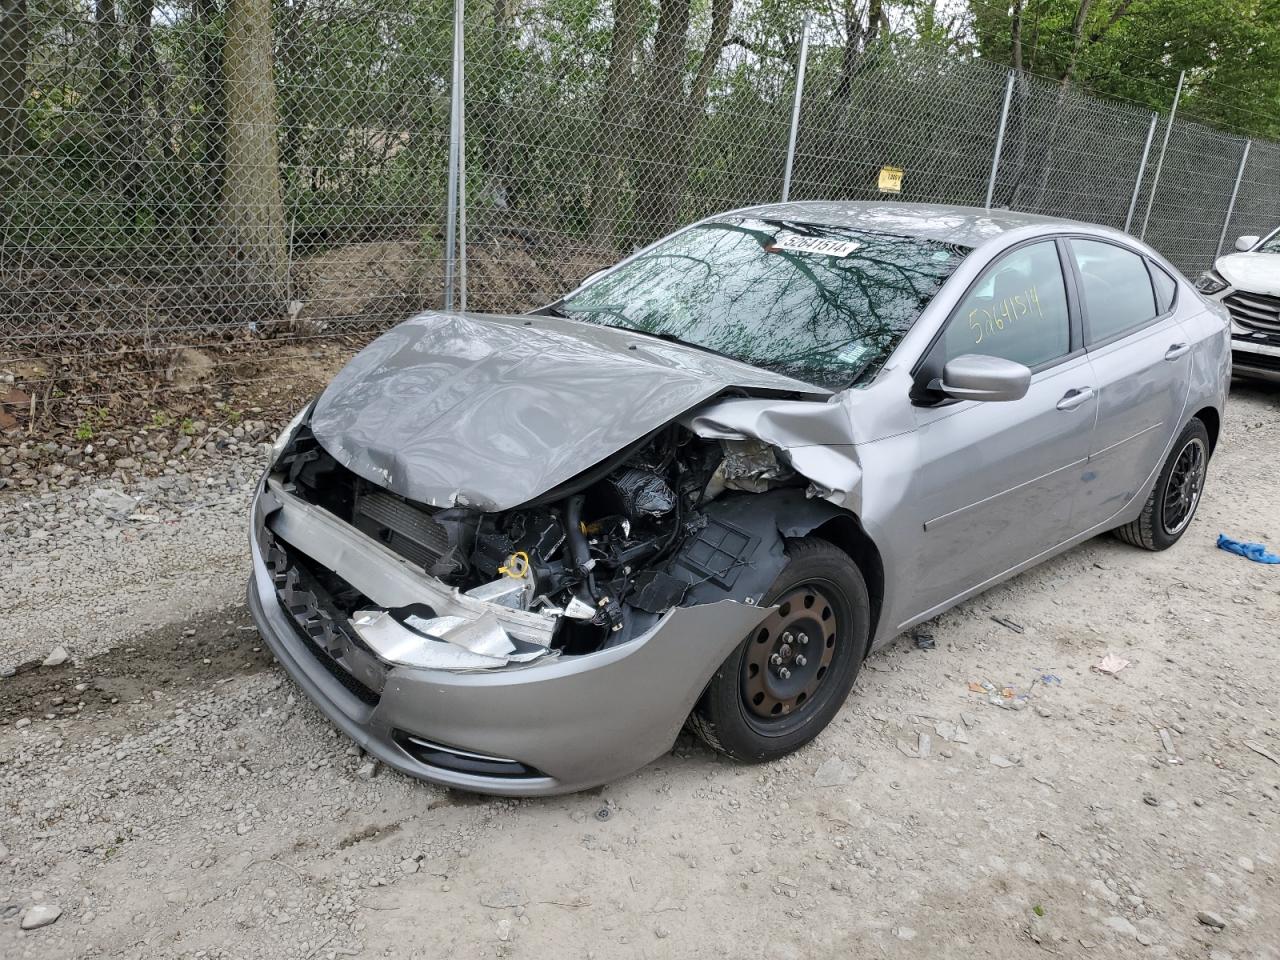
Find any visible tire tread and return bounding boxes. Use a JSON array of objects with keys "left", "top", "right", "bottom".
[{"left": 1112, "top": 417, "right": 1210, "bottom": 553}]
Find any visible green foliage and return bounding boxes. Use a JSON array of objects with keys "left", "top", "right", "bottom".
[
  {"left": 74, "top": 406, "right": 110, "bottom": 441},
  {"left": 5, "top": 0, "right": 1277, "bottom": 297},
  {"left": 966, "top": 0, "right": 1280, "bottom": 137}
]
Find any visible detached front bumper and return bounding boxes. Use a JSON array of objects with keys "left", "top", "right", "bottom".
[{"left": 247, "top": 478, "right": 769, "bottom": 796}]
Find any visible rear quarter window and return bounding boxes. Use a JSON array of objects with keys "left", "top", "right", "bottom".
[{"left": 1149, "top": 262, "right": 1177, "bottom": 314}]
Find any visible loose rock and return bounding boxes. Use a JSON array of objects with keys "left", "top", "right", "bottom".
[{"left": 21, "top": 903, "right": 63, "bottom": 930}]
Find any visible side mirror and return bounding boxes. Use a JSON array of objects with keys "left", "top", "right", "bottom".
[
  {"left": 936, "top": 354, "right": 1031, "bottom": 402},
  {"left": 1235, "top": 235, "right": 1260, "bottom": 252}
]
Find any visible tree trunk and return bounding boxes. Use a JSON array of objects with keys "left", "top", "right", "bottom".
[
  {"left": 1010, "top": 0, "right": 1024, "bottom": 74},
  {"left": 632, "top": 0, "right": 733, "bottom": 247},
  {"left": 121, "top": 0, "right": 154, "bottom": 224},
  {"left": 91, "top": 0, "right": 124, "bottom": 119},
  {"left": 189, "top": 0, "right": 226, "bottom": 248},
  {"left": 589, "top": 0, "right": 644, "bottom": 251},
  {"left": 0, "top": 0, "right": 29, "bottom": 162},
  {"left": 866, "top": 0, "right": 883, "bottom": 47},
  {"left": 217, "top": 0, "right": 287, "bottom": 320},
  {"left": 631, "top": 0, "right": 692, "bottom": 247},
  {"left": 1004, "top": 0, "right": 1031, "bottom": 208},
  {"left": 1029, "top": 0, "right": 1094, "bottom": 212},
  {"left": 275, "top": 0, "right": 308, "bottom": 180},
  {"left": 832, "top": 0, "right": 869, "bottom": 103},
  {"left": 1061, "top": 0, "right": 1094, "bottom": 87},
  {"left": 0, "top": 0, "right": 30, "bottom": 246}
]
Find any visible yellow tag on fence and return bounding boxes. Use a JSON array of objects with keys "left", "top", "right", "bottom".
[{"left": 878, "top": 166, "right": 904, "bottom": 193}]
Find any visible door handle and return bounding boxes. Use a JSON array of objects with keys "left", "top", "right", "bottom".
[
  {"left": 1056, "top": 386, "right": 1095, "bottom": 411},
  {"left": 1164, "top": 342, "right": 1191, "bottom": 361}
]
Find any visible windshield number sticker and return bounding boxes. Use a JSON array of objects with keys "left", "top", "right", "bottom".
[
  {"left": 768, "top": 235, "right": 862, "bottom": 259},
  {"left": 967, "top": 285, "right": 1042, "bottom": 344}
]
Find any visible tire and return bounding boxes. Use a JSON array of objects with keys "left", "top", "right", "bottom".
[
  {"left": 688, "top": 537, "right": 870, "bottom": 762},
  {"left": 1113, "top": 418, "right": 1211, "bottom": 552}
]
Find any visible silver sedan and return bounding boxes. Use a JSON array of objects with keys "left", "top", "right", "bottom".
[{"left": 248, "top": 202, "right": 1229, "bottom": 795}]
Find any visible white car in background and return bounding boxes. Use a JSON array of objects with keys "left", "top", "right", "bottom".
[{"left": 1197, "top": 228, "right": 1280, "bottom": 379}]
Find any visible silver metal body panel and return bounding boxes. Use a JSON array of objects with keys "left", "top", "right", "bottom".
[
  {"left": 250, "top": 202, "right": 1230, "bottom": 793},
  {"left": 308, "top": 310, "right": 827, "bottom": 510},
  {"left": 248, "top": 486, "right": 771, "bottom": 795}
]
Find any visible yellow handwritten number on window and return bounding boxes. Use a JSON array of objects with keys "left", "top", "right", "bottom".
[{"left": 968, "top": 284, "right": 1044, "bottom": 345}]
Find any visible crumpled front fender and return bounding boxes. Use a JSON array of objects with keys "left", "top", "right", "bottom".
[{"left": 682, "top": 397, "right": 863, "bottom": 512}]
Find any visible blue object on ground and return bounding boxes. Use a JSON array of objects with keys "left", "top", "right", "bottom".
[{"left": 1217, "top": 534, "right": 1280, "bottom": 564}]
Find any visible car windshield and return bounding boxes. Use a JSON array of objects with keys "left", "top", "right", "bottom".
[
  {"left": 1258, "top": 231, "right": 1280, "bottom": 253},
  {"left": 560, "top": 217, "right": 970, "bottom": 389}
]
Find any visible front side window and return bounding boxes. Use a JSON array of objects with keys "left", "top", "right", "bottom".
[
  {"left": 1257, "top": 230, "right": 1280, "bottom": 253},
  {"left": 1071, "top": 238, "right": 1158, "bottom": 345},
  {"left": 940, "top": 241, "right": 1071, "bottom": 369},
  {"left": 560, "top": 218, "right": 970, "bottom": 389}
]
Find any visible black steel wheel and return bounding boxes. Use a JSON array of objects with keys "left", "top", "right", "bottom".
[
  {"left": 741, "top": 586, "right": 840, "bottom": 728},
  {"left": 1114, "top": 418, "right": 1212, "bottom": 552},
  {"left": 689, "top": 538, "right": 870, "bottom": 762}
]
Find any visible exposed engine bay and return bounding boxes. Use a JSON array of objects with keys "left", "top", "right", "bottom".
[{"left": 271, "top": 416, "right": 809, "bottom": 663}]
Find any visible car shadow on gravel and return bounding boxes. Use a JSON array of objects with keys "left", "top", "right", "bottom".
[{"left": 0, "top": 603, "right": 277, "bottom": 732}]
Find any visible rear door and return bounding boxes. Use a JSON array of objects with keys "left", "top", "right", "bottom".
[
  {"left": 908, "top": 239, "right": 1098, "bottom": 616},
  {"left": 1067, "top": 239, "right": 1191, "bottom": 530}
]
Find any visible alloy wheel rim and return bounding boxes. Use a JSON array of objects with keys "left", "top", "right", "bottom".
[
  {"left": 1161, "top": 437, "right": 1205, "bottom": 537},
  {"left": 741, "top": 585, "right": 839, "bottom": 720}
]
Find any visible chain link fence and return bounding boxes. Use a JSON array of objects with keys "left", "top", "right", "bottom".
[{"left": 2, "top": 1, "right": 1279, "bottom": 431}]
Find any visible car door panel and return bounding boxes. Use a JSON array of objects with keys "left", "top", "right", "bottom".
[
  {"left": 1077, "top": 315, "right": 1191, "bottom": 526},
  {"left": 908, "top": 352, "right": 1097, "bottom": 614},
  {"left": 1067, "top": 239, "right": 1193, "bottom": 529}
]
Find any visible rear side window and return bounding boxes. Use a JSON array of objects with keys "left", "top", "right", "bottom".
[
  {"left": 1071, "top": 239, "right": 1158, "bottom": 345},
  {"left": 941, "top": 241, "right": 1071, "bottom": 369},
  {"left": 1149, "top": 263, "right": 1177, "bottom": 313}
]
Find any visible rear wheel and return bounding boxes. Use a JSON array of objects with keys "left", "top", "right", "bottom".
[
  {"left": 1114, "top": 418, "right": 1210, "bottom": 551},
  {"left": 688, "top": 538, "right": 869, "bottom": 762}
]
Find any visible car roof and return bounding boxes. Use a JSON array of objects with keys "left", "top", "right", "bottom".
[{"left": 725, "top": 200, "right": 1078, "bottom": 249}]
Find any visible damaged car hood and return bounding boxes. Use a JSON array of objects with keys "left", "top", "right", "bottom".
[{"left": 309, "top": 311, "right": 829, "bottom": 510}]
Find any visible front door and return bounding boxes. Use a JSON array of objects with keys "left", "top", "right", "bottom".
[{"left": 907, "top": 239, "right": 1098, "bottom": 617}]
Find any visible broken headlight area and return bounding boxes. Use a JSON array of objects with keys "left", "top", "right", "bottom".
[{"left": 270, "top": 419, "right": 806, "bottom": 666}]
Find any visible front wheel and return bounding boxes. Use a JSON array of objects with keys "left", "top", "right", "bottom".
[
  {"left": 688, "top": 537, "right": 870, "bottom": 762},
  {"left": 1114, "top": 418, "right": 1211, "bottom": 551}
]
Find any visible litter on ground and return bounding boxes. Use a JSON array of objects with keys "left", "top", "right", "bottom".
[
  {"left": 1217, "top": 534, "right": 1280, "bottom": 564},
  {"left": 1092, "top": 654, "right": 1131, "bottom": 675}
]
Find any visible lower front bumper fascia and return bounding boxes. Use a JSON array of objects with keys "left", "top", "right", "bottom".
[
  {"left": 247, "top": 488, "right": 771, "bottom": 796},
  {"left": 1231, "top": 337, "right": 1280, "bottom": 380}
]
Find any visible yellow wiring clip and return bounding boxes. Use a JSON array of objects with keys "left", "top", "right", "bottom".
[{"left": 498, "top": 551, "right": 530, "bottom": 579}]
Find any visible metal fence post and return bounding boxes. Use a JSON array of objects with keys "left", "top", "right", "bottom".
[
  {"left": 443, "top": 0, "right": 465, "bottom": 310},
  {"left": 780, "top": 13, "right": 811, "bottom": 203},
  {"left": 1216, "top": 139, "right": 1251, "bottom": 256},
  {"left": 455, "top": 25, "right": 465, "bottom": 312},
  {"left": 1139, "top": 69, "right": 1184, "bottom": 242},
  {"left": 1123, "top": 113, "right": 1159, "bottom": 234},
  {"left": 985, "top": 71, "right": 1015, "bottom": 210}
]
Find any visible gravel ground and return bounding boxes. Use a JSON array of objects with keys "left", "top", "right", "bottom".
[{"left": 2, "top": 382, "right": 1279, "bottom": 959}]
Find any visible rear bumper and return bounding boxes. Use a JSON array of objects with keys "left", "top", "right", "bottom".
[{"left": 247, "top": 479, "right": 769, "bottom": 795}]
